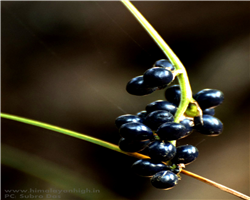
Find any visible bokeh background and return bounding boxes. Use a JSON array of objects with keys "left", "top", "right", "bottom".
[{"left": 1, "top": 1, "right": 249, "bottom": 200}]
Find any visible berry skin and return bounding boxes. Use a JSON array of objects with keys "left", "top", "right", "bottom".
[
  {"left": 151, "top": 170, "right": 178, "bottom": 190},
  {"left": 193, "top": 89, "right": 224, "bottom": 110},
  {"left": 126, "top": 75, "right": 157, "bottom": 96},
  {"left": 136, "top": 110, "right": 148, "bottom": 123},
  {"left": 115, "top": 114, "right": 142, "bottom": 128},
  {"left": 131, "top": 159, "right": 171, "bottom": 177},
  {"left": 156, "top": 122, "right": 189, "bottom": 141},
  {"left": 203, "top": 108, "right": 215, "bottom": 116},
  {"left": 194, "top": 115, "right": 223, "bottom": 136},
  {"left": 118, "top": 138, "right": 151, "bottom": 153},
  {"left": 154, "top": 59, "right": 175, "bottom": 71},
  {"left": 180, "top": 118, "right": 194, "bottom": 134},
  {"left": 119, "top": 122, "right": 154, "bottom": 141},
  {"left": 143, "top": 67, "right": 174, "bottom": 88},
  {"left": 164, "top": 85, "right": 181, "bottom": 106},
  {"left": 146, "top": 100, "right": 177, "bottom": 115},
  {"left": 147, "top": 140, "right": 176, "bottom": 162},
  {"left": 171, "top": 145, "right": 199, "bottom": 165},
  {"left": 144, "top": 110, "right": 174, "bottom": 131}
]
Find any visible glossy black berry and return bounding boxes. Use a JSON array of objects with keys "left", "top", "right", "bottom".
[
  {"left": 126, "top": 75, "right": 157, "bottom": 96},
  {"left": 131, "top": 159, "right": 171, "bottom": 177},
  {"left": 193, "top": 89, "right": 224, "bottom": 110},
  {"left": 194, "top": 115, "right": 223, "bottom": 136},
  {"left": 119, "top": 122, "right": 154, "bottom": 141},
  {"left": 164, "top": 85, "right": 181, "bottom": 106},
  {"left": 180, "top": 118, "right": 194, "bottom": 134},
  {"left": 147, "top": 140, "right": 176, "bottom": 161},
  {"left": 156, "top": 122, "right": 189, "bottom": 141},
  {"left": 151, "top": 170, "right": 178, "bottom": 190},
  {"left": 144, "top": 110, "right": 174, "bottom": 131},
  {"left": 146, "top": 100, "right": 177, "bottom": 115},
  {"left": 115, "top": 114, "right": 142, "bottom": 128},
  {"left": 171, "top": 145, "right": 199, "bottom": 165},
  {"left": 203, "top": 108, "right": 215, "bottom": 116},
  {"left": 118, "top": 138, "right": 151, "bottom": 153},
  {"left": 154, "top": 59, "right": 175, "bottom": 71},
  {"left": 136, "top": 110, "right": 148, "bottom": 123},
  {"left": 143, "top": 67, "right": 174, "bottom": 88},
  {"left": 157, "top": 84, "right": 168, "bottom": 90}
]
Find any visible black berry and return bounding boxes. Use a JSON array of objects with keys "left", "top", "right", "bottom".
[
  {"left": 143, "top": 67, "right": 174, "bottom": 88},
  {"left": 180, "top": 118, "right": 194, "bottom": 134},
  {"left": 151, "top": 170, "right": 178, "bottom": 190},
  {"left": 203, "top": 108, "right": 215, "bottom": 116},
  {"left": 147, "top": 140, "right": 176, "bottom": 161},
  {"left": 156, "top": 122, "right": 189, "bottom": 141},
  {"left": 115, "top": 114, "right": 142, "bottom": 128},
  {"left": 146, "top": 100, "right": 177, "bottom": 115},
  {"left": 154, "top": 59, "right": 175, "bottom": 71},
  {"left": 164, "top": 85, "right": 181, "bottom": 106},
  {"left": 144, "top": 110, "right": 174, "bottom": 131},
  {"left": 126, "top": 75, "right": 157, "bottom": 96},
  {"left": 171, "top": 144, "right": 199, "bottom": 165},
  {"left": 118, "top": 137, "right": 151, "bottom": 153},
  {"left": 194, "top": 115, "right": 223, "bottom": 136},
  {"left": 131, "top": 159, "right": 171, "bottom": 177},
  {"left": 136, "top": 110, "right": 148, "bottom": 123},
  {"left": 193, "top": 89, "right": 224, "bottom": 110},
  {"left": 119, "top": 122, "right": 154, "bottom": 141}
]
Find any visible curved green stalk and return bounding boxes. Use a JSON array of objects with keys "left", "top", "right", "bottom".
[
  {"left": 121, "top": 0, "right": 193, "bottom": 124},
  {"left": 1, "top": 113, "right": 148, "bottom": 160}
]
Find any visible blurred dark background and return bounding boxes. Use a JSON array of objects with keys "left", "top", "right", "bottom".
[{"left": 1, "top": 1, "right": 249, "bottom": 199}]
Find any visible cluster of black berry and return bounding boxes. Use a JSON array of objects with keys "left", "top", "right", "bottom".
[
  {"left": 126, "top": 59, "right": 175, "bottom": 95},
  {"left": 115, "top": 59, "right": 224, "bottom": 190}
]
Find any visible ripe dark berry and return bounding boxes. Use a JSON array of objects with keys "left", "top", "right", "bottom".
[
  {"left": 171, "top": 145, "right": 199, "bottom": 165},
  {"left": 144, "top": 110, "right": 174, "bottom": 131},
  {"left": 194, "top": 115, "right": 223, "bottom": 136},
  {"left": 180, "top": 118, "right": 194, "bottom": 134},
  {"left": 115, "top": 114, "right": 142, "bottom": 128},
  {"left": 146, "top": 100, "right": 177, "bottom": 115},
  {"left": 151, "top": 170, "right": 178, "bottom": 190},
  {"left": 147, "top": 140, "right": 176, "bottom": 161},
  {"left": 203, "top": 108, "right": 215, "bottom": 116},
  {"left": 143, "top": 67, "right": 174, "bottom": 88},
  {"left": 136, "top": 110, "right": 148, "bottom": 123},
  {"left": 118, "top": 138, "right": 151, "bottom": 153},
  {"left": 156, "top": 122, "right": 189, "bottom": 141},
  {"left": 126, "top": 75, "right": 157, "bottom": 96},
  {"left": 131, "top": 159, "right": 171, "bottom": 177},
  {"left": 193, "top": 89, "right": 224, "bottom": 110},
  {"left": 154, "top": 59, "right": 175, "bottom": 71},
  {"left": 164, "top": 85, "right": 181, "bottom": 106},
  {"left": 119, "top": 122, "right": 154, "bottom": 141}
]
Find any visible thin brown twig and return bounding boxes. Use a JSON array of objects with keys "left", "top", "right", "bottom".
[
  {"left": 126, "top": 152, "right": 250, "bottom": 200},
  {"left": 181, "top": 169, "right": 250, "bottom": 200}
]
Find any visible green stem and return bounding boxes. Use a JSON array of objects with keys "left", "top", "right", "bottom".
[
  {"left": 121, "top": 0, "right": 193, "bottom": 124},
  {"left": 1, "top": 113, "right": 149, "bottom": 160}
]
